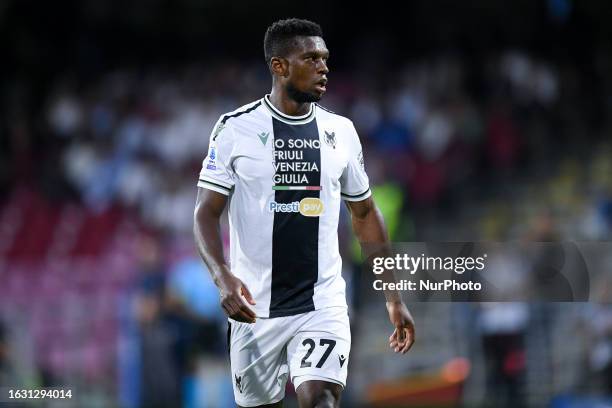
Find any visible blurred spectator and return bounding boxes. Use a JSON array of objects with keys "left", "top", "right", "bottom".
[
  {"left": 133, "top": 236, "right": 181, "bottom": 408},
  {"left": 370, "top": 111, "right": 414, "bottom": 152},
  {"left": 478, "top": 303, "right": 529, "bottom": 408},
  {"left": 485, "top": 103, "right": 522, "bottom": 171},
  {"left": 417, "top": 110, "right": 454, "bottom": 161},
  {"left": 527, "top": 213, "right": 577, "bottom": 301},
  {"left": 584, "top": 305, "right": 612, "bottom": 394},
  {"left": 166, "top": 256, "right": 225, "bottom": 348},
  {"left": 166, "top": 256, "right": 232, "bottom": 407}
]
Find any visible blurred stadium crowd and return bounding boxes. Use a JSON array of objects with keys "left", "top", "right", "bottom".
[{"left": 1, "top": 1, "right": 612, "bottom": 407}]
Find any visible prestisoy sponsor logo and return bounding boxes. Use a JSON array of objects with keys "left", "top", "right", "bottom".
[{"left": 269, "top": 197, "right": 324, "bottom": 217}]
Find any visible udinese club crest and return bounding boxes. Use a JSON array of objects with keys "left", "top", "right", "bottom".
[
  {"left": 235, "top": 374, "right": 243, "bottom": 393},
  {"left": 324, "top": 131, "right": 336, "bottom": 149}
]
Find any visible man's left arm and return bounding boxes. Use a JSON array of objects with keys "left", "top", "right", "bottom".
[{"left": 346, "top": 197, "right": 416, "bottom": 354}]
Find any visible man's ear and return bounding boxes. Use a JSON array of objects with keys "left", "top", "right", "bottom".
[{"left": 270, "top": 57, "right": 289, "bottom": 78}]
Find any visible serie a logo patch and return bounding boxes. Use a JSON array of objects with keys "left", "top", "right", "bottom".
[{"left": 206, "top": 146, "right": 217, "bottom": 170}]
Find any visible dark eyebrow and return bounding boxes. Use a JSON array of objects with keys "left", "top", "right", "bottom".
[{"left": 301, "top": 50, "right": 330, "bottom": 58}]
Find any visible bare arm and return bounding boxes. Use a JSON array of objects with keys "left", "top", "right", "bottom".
[
  {"left": 346, "top": 196, "right": 415, "bottom": 354},
  {"left": 193, "top": 187, "right": 256, "bottom": 323}
]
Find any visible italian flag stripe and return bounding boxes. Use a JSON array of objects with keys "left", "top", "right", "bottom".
[{"left": 273, "top": 186, "right": 322, "bottom": 191}]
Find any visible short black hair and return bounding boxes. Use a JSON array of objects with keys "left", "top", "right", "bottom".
[{"left": 264, "top": 18, "right": 323, "bottom": 64}]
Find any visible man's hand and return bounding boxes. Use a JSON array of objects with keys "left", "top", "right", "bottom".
[
  {"left": 217, "top": 272, "right": 257, "bottom": 323},
  {"left": 387, "top": 301, "right": 415, "bottom": 354},
  {"left": 194, "top": 188, "right": 257, "bottom": 324},
  {"left": 345, "top": 198, "right": 414, "bottom": 353}
]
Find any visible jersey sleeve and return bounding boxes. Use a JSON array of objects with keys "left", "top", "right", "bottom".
[
  {"left": 340, "top": 121, "right": 372, "bottom": 201},
  {"left": 197, "top": 118, "right": 236, "bottom": 196}
]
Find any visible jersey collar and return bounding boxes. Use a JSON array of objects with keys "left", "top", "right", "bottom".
[{"left": 263, "top": 94, "right": 316, "bottom": 125}]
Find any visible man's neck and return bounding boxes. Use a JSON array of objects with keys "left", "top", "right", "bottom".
[{"left": 268, "top": 87, "right": 311, "bottom": 117}]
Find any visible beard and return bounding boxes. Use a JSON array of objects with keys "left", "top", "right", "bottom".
[{"left": 286, "top": 82, "right": 321, "bottom": 103}]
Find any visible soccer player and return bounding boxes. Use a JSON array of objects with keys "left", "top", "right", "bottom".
[{"left": 193, "top": 18, "right": 415, "bottom": 408}]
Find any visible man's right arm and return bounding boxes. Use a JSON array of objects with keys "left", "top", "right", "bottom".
[{"left": 193, "top": 187, "right": 257, "bottom": 323}]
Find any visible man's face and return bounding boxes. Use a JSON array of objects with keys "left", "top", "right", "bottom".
[{"left": 282, "top": 36, "right": 329, "bottom": 103}]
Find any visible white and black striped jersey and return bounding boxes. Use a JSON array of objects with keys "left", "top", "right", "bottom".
[{"left": 197, "top": 94, "right": 371, "bottom": 318}]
